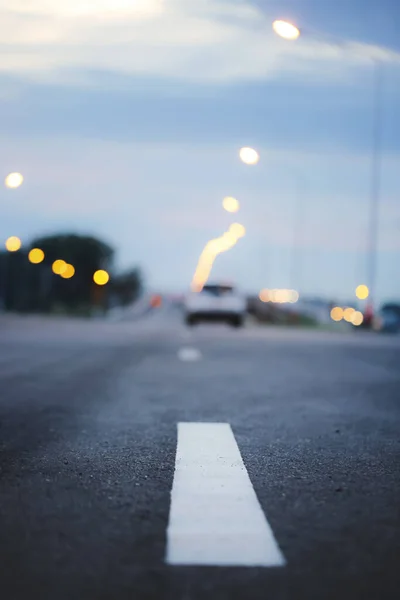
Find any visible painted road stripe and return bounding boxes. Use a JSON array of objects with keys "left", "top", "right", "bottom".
[
  {"left": 166, "top": 422, "right": 285, "bottom": 567},
  {"left": 177, "top": 347, "right": 202, "bottom": 362}
]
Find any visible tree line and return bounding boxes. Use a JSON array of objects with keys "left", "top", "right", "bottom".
[{"left": 0, "top": 233, "right": 142, "bottom": 316}]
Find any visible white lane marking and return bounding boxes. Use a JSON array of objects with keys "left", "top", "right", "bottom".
[
  {"left": 166, "top": 422, "right": 285, "bottom": 567},
  {"left": 177, "top": 347, "right": 202, "bottom": 362}
]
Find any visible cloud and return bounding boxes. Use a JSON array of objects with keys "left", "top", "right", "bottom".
[{"left": 1, "top": 0, "right": 399, "bottom": 87}]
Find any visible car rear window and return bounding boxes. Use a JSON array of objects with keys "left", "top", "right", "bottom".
[{"left": 202, "top": 285, "right": 234, "bottom": 297}]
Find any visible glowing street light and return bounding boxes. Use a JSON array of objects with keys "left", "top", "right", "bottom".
[
  {"left": 191, "top": 224, "right": 245, "bottom": 292},
  {"left": 351, "top": 311, "right": 364, "bottom": 327},
  {"left": 343, "top": 307, "right": 356, "bottom": 322},
  {"left": 356, "top": 284, "right": 369, "bottom": 300},
  {"left": 52, "top": 259, "right": 67, "bottom": 275},
  {"left": 330, "top": 307, "right": 344, "bottom": 322},
  {"left": 5, "top": 236, "right": 22, "bottom": 252},
  {"left": 239, "top": 147, "right": 260, "bottom": 165},
  {"left": 4, "top": 172, "right": 24, "bottom": 189},
  {"left": 259, "top": 289, "right": 270, "bottom": 303},
  {"left": 93, "top": 269, "right": 110, "bottom": 286},
  {"left": 222, "top": 196, "right": 240, "bottom": 213},
  {"left": 229, "top": 223, "right": 246, "bottom": 239},
  {"left": 28, "top": 248, "right": 45, "bottom": 264},
  {"left": 272, "top": 20, "right": 301, "bottom": 40},
  {"left": 61, "top": 264, "right": 75, "bottom": 279}
]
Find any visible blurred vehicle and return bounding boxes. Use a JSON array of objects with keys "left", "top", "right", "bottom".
[
  {"left": 373, "top": 303, "right": 400, "bottom": 333},
  {"left": 184, "top": 283, "right": 246, "bottom": 327}
]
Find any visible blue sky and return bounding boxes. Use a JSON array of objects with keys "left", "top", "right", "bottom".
[{"left": 1, "top": 0, "right": 400, "bottom": 302}]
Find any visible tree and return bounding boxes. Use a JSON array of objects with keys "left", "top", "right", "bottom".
[
  {"left": 111, "top": 268, "right": 142, "bottom": 307},
  {"left": 30, "top": 233, "right": 114, "bottom": 312}
]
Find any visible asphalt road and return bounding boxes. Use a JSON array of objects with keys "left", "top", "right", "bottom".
[{"left": 0, "top": 308, "right": 399, "bottom": 600}]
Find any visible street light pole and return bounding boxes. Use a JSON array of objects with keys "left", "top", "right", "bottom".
[
  {"left": 367, "top": 59, "right": 383, "bottom": 313},
  {"left": 290, "top": 177, "right": 303, "bottom": 292},
  {"left": 272, "top": 21, "right": 385, "bottom": 315}
]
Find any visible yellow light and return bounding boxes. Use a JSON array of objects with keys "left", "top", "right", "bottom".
[
  {"left": 343, "top": 307, "right": 355, "bottom": 322},
  {"left": 331, "top": 306, "right": 344, "bottom": 322},
  {"left": 93, "top": 269, "right": 110, "bottom": 286},
  {"left": 5, "top": 236, "right": 22, "bottom": 252},
  {"left": 61, "top": 264, "right": 75, "bottom": 279},
  {"left": 222, "top": 197, "right": 240, "bottom": 213},
  {"left": 28, "top": 248, "right": 45, "bottom": 264},
  {"left": 272, "top": 20, "right": 301, "bottom": 40},
  {"left": 221, "top": 231, "right": 238, "bottom": 248},
  {"left": 191, "top": 223, "right": 245, "bottom": 291},
  {"left": 351, "top": 311, "right": 364, "bottom": 327},
  {"left": 278, "top": 289, "right": 289, "bottom": 303},
  {"left": 239, "top": 147, "right": 260, "bottom": 165},
  {"left": 52, "top": 259, "right": 67, "bottom": 275},
  {"left": 229, "top": 223, "right": 246, "bottom": 239},
  {"left": 289, "top": 290, "right": 300, "bottom": 303},
  {"left": 270, "top": 289, "right": 278, "bottom": 303},
  {"left": 4, "top": 172, "right": 24, "bottom": 189},
  {"left": 259, "top": 289, "right": 270, "bottom": 303},
  {"left": 355, "top": 284, "right": 369, "bottom": 300}
]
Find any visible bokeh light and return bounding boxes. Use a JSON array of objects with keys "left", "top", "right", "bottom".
[
  {"left": 343, "top": 307, "right": 355, "bottom": 322},
  {"left": 229, "top": 223, "right": 246, "bottom": 239},
  {"left": 222, "top": 197, "right": 240, "bottom": 213},
  {"left": 221, "top": 231, "right": 238, "bottom": 247},
  {"left": 28, "top": 248, "right": 45, "bottom": 264},
  {"left": 5, "top": 236, "right": 22, "bottom": 252},
  {"left": 330, "top": 306, "right": 344, "bottom": 322},
  {"left": 239, "top": 147, "right": 260, "bottom": 165},
  {"left": 191, "top": 224, "right": 246, "bottom": 292},
  {"left": 272, "top": 20, "right": 301, "bottom": 40},
  {"left": 259, "top": 289, "right": 300, "bottom": 304},
  {"left": 4, "top": 172, "right": 24, "bottom": 189},
  {"left": 355, "top": 284, "right": 369, "bottom": 300},
  {"left": 52, "top": 259, "right": 67, "bottom": 275},
  {"left": 270, "top": 289, "right": 280, "bottom": 303},
  {"left": 93, "top": 269, "right": 110, "bottom": 286},
  {"left": 351, "top": 311, "right": 364, "bottom": 327},
  {"left": 61, "top": 264, "right": 75, "bottom": 279},
  {"left": 259, "top": 289, "right": 271, "bottom": 303}
]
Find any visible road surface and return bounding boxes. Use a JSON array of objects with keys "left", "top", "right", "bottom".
[{"left": 0, "top": 308, "right": 399, "bottom": 599}]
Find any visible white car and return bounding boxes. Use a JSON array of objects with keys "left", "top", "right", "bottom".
[{"left": 184, "top": 283, "right": 246, "bottom": 327}]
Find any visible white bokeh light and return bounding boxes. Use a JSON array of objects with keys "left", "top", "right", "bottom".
[
  {"left": 4, "top": 172, "right": 24, "bottom": 189},
  {"left": 239, "top": 147, "right": 260, "bottom": 165}
]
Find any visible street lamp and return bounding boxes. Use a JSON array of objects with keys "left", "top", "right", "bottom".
[
  {"left": 223, "top": 196, "right": 240, "bottom": 213},
  {"left": 272, "top": 20, "right": 383, "bottom": 315},
  {"left": 1, "top": 236, "right": 22, "bottom": 311},
  {"left": 4, "top": 172, "right": 24, "bottom": 189},
  {"left": 5, "top": 236, "right": 22, "bottom": 252},
  {"left": 272, "top": 20, "right": 300, "bottom": 41},
  {"left": 93, "top": 270, "right": 110, "bottom": 286},
  {"left": 239, "top": 147, "right": 260, "bottom": 165}
]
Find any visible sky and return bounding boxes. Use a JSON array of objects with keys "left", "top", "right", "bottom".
[{"left": 1, "top": 0, "right": 400, "bottom": 302}]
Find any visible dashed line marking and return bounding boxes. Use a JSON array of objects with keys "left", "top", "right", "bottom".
[
  {"left": 177, "top": 348, "right": 202, "bottom": 362},
  {"left": 166, "top": 422, "right": 286, "bottom": 567}
]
